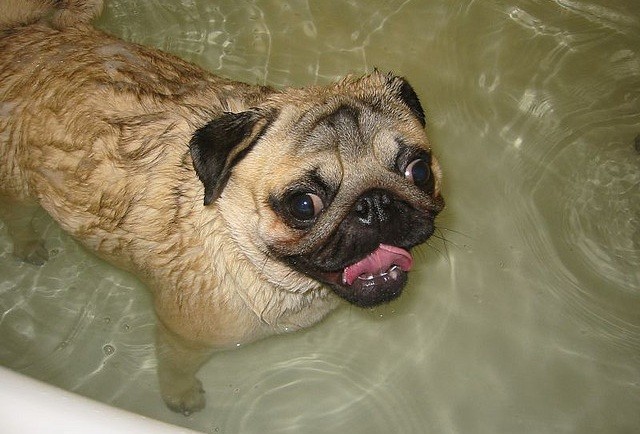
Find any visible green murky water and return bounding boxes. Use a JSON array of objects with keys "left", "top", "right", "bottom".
[{"left": 1, "top": 1, "right": 639, "bottom": 432}]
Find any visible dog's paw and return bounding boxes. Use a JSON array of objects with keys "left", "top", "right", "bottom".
[
  {"left": 13, "top": 239, "right": 49, "bottom": 266},
  {"left": 162, "top": 378, "right": 206, "bottom": 416}
]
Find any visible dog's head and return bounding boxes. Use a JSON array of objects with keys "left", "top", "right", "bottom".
[{"left": 190, "top": 72, "right": 444, "bottom": 307}]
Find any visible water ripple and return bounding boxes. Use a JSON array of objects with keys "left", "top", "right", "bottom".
[{"left": 222, "top": 353, "right": 423, "bottom": 434}]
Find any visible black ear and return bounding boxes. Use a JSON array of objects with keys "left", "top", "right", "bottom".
[
  {"left": 190, "top": 110, "right": 272, "bottom": 205},
  {"left": 386, "top": 75, "right": 426, "bottom": 127}
]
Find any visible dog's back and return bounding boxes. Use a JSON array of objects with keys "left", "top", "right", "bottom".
[
  {"left": 0, "top": 0, "right": 222, "bottom": 263},
  {"left": 0, "top": 0, "right": 272, "bottom": 274},
  {"left": 0, "top": 0, "right": 103, "bottom": 200},
  {"left": 0, "top": 0, "right": 103, "bottom": 30}
]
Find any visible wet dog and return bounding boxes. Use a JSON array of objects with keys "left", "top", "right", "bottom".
[{"left": 0, "top": 0, "right": 443, "bottom": 413}]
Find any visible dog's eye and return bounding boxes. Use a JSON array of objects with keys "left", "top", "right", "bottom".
[
  {"left": 404, "top": 158, "right": 431, "bottom": 187},
  {"left": 287, "top": 192, "right": 324, "bottom": 221}
]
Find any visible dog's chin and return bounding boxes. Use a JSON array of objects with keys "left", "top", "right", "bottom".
[{"left": 318, "top": 268, "right": 408, "bottom": 308}]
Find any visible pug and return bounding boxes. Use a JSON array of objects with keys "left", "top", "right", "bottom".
[{"left": 0, "top": 0, "right": 444, "bottom": 414}]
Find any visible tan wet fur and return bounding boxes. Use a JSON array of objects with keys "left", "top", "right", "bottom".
[{"left": 0, "top": 0, "right": 443, "bottom": 414}]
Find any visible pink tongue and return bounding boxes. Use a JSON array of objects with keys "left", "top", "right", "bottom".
[{"left": 342, "top": 244, "right": 413, "bottom": 285}]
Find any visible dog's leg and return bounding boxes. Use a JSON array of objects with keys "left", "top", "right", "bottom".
[
  {"left": 0, "top": 197, "right": 49, "bottom": 265},
  {"left": 156, "top": 321, "right": 214, "bottom": 415}
]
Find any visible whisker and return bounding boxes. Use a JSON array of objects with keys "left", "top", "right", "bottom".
[
  {"left": 434, "top": 228, "right": 451, "bottom": 259},
  {"left": 424, "top": 239, "right": 450, "bottom": 262},
  {"left": 431, "top": 229, "right": 460, "bottom": 251},
  {"left": 437, "top": 225, "right": 471, "bottom": 239}
]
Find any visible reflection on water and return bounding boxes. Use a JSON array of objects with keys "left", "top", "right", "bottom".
[{"left": 1, "top": 0, "right": 639, "bottom": 432}]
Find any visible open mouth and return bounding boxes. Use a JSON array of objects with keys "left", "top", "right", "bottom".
[
  {"left": 320, "top": 244, "right": 414, "bottom": 307},
  {"left": 342, "top": 244, "right": 413, "bottom": 284}
]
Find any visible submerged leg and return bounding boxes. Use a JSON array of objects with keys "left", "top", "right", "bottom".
[
  {"left": 156, "top": 321, "right": 214, "bottom": 415},
  {"left": 0, "top": 197, "right": 49, "bottom": 265}
]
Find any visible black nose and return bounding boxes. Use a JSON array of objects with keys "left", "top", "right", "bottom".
[{"left": 352, "top": 189, "right": 393, "bottom": 226}]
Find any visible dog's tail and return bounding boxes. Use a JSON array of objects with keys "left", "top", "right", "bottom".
[{"left": 0, "top": 0, "right": 103, "bottom": 30}]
